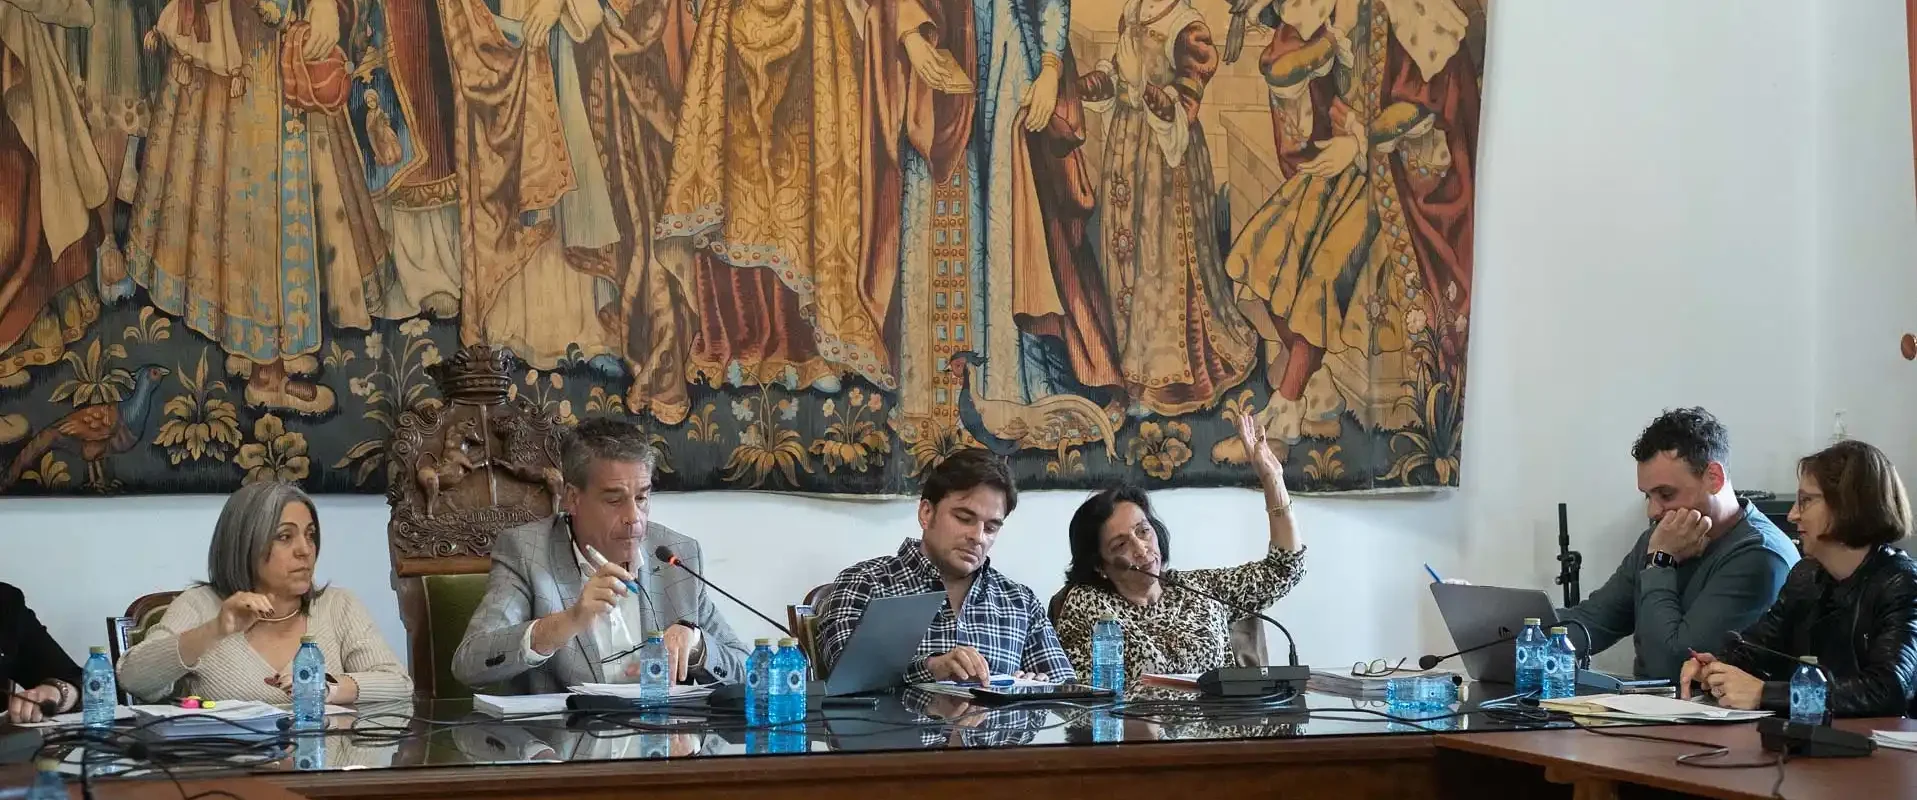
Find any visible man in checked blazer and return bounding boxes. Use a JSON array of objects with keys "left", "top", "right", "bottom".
[{"left": 453, "top": 418, "right": 750, "bottom": 694}]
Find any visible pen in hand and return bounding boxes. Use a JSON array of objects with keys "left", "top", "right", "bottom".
[{"left": 582, "top": 545, "right": 641, "bottom": 595}]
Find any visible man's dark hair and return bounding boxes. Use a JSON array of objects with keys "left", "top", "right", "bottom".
[
  {"left": 561, "top": 416, "right": 657, "bottom": 488},
  {"left": 920, "top": 448, "right": 1018, "bottom": 513},
  {"left": 1631, "top": 407, "right": 1730, "bottom": 475}
]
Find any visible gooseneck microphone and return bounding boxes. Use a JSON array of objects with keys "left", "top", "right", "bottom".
[
  {"left": 1129, "top": 565, "right": 1299, "bottom": 666},
  {"left": 1418, "top": 632, "right": 1518, "bottom": 671},
  {"left": 654, "top": 545, "right": 793, "bottom": 638},
  {"left": 1128, "top": 564, "right": 1309, "bottom": 698},
  {"left": 1727, "top": 631, "right": 1802, "bottom": 666},
  {"left": 645, "top": 545, "right": 877, "bottom": 715}
]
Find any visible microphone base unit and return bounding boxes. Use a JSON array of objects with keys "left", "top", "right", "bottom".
[
  {"left": 1195, "top": 665, "right": 1311, "bottom": 698},
  {"left": 704, "top": 681, "right": 837, "bottom": 713},
  {"left": 1574, "top": 669, "right": 1672, "bottom": 694},
  {"left": 1757, "top": 718, "right": 1875, "bottom": 758}
]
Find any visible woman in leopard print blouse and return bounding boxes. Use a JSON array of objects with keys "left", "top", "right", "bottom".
[{"left": 1053, "top": 414, "right": 1305, "bottom": 686}]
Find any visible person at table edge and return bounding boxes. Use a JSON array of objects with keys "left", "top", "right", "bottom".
[
  {"left": 815, "top": 448, "right": 1076, "bottom": 683},
  {"left": 1556, "top": 407, "right": 1798, "bottom": 681},
  {"left": 1681, "top": 439, "right": 1917, "bottom": 717},
  {"left": 453, "top": 417, "right": 751, "bottom": 693},
  {"left": 118, "top": 482, "right": 413, "bottom": 703},
  {"left": 2, "top": 582, "right": 83, "bottom": 722},
  {"left": 1052, "top": 412, "right": 1306, "bottom": 685}
]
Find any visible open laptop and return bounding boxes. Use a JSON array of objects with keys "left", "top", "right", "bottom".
[
  {"left": 822, "top": 591, "right": 947, "bottom": 696},
  {"left": 1429, "top": 583, "right": 1560, "bottom": 684}
]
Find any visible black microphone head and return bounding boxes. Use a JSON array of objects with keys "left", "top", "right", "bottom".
[
  {"left": 653, "top": 545, "right": 676, "bottom": 564},
  {"left": 1417, "top": 654, "right": 1443, "bottom": 671},
  {"left": 38, "top": 699, "right": 56, "bottom": 718}
]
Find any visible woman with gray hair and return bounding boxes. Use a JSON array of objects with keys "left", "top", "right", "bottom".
[{"left": 118, "top": 482, "right": 412, "bottom": 703}]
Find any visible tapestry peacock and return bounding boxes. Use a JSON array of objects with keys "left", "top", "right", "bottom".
[
  {"left": 1, "top": 365, "right": 171, "bottom": 491},
  {"left": 944, "top": 351, "right": 1119, "bottom": 463}
]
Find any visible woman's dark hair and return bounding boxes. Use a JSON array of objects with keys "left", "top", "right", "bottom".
[
  {"left": 1065, "top": 486, "right": 1170, "bottom": 591},
  {"left": 1798, "top": 439, "right": 1911, "bottom": 549}
]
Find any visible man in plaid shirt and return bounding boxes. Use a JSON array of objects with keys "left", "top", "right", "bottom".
[{"left": 816, "top": 449, "right": 1076, "bottom": 684}]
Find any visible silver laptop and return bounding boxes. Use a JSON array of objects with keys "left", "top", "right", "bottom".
[
  {"left": 823, "top": 591, "right": 947, "bottom": 696},
  {"left": 1429, "top": 583, "right": 1560, "bottom": 684}
]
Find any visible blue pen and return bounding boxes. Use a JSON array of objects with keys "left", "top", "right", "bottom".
[
  {"left": 949, "top": 677, "right": 1016, "bottom": 687},
  {"left": 583, "top": 545, "right": 641, "bottom": 595},
  {"left": 1424, "top": 564, "right": 1443, "bottom": 583}
]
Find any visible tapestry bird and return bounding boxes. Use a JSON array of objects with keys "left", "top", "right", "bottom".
[
  {"left": 944, "top": 351, "right": 1118, "bottom": 462},
  {"left": 1, "top": 365, "right": 171, "bottom": 492}
]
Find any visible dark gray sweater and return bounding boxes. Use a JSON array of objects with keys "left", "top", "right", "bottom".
[{"left": 1557, "top": 499, "right": 1799, "bottom": 680}]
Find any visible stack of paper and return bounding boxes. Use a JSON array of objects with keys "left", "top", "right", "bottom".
[
  {"left": 473, "top": 693, "right": 571, "bottom": 717},
  {"left": 1141, "top": 673, "right": 1201, "bottom": 689},
  {"left": 1870, "top": 730, "right": 1917, "bottom": 752},
  {"left": 132, "top": 701, "right": 288, "bottom": 738},
  {"left": 571, "top": 683, "right": 714, "bottom": 700},
  {"left": 1539, "top": 693, "right": 1773, "bottom": 723},
  {"left": 13, "top": 706, "right": 136, "bottom": 728},
  {"left": 912, "top": 675, "right": 1057, "bottom": 699}
]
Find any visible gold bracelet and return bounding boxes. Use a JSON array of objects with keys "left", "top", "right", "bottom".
[
  {"left": 1267, "top": 501, "right": 1291, "bottom": 517},
  {"left": 1041, "top": 53, "right": 1063, "bottom": 71}
]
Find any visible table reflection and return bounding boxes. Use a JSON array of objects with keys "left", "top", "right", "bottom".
[{"left": 12, "top": 684, "right": 1571, "bottom": 782}]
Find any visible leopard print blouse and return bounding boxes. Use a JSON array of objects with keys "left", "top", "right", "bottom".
[{"left": 1054, "top": 547, "right": 1307, "bottom": 686}]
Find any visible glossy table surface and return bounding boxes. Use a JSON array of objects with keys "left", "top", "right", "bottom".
[{"left": 9, "top": 684, "right": 1557, "bottom": 779}]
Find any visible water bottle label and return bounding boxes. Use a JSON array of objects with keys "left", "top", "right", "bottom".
[
  {"left": 646, "top": 662, "right": 666, "bottom": 680},
  {"left": 746, "top": 672, "right": 761, "bottom": 689},
  {"left": 88, "top": 678, "right": 103, "bottom": 692},
  {"left": 784, "top": 672, "right": 804, "bottom": 691},
  {"left": 297, "top": 668, "right": 313, "bottom": 681}
]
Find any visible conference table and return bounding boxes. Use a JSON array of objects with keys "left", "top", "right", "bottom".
[{"left": 6, "top": 686, "right": 1913, "bottom": 800}]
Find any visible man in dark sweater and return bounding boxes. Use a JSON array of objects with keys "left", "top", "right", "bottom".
[{"left": 1558, "top": 408, "right": 1800, "bottom": 681}]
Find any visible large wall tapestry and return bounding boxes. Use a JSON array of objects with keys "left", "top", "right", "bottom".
[{"left": 0, "top": 0, "right": 1484, "bottom": 496}]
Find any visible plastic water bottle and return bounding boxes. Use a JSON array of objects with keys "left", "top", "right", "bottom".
[
  {"left": 1541, "top": 626, "right": 1577, "bottom": 700},
  {"left": 638, "top": 631, "right": 671, "bottom": 708},
  {"left": 1514, "top": 618, "right": 1547, "bottom": 695},
  {"left": 639, "top": 711, "right": 671, "bottom": 758},
  {"left": 744, "top": 639, "right": 774, "bottom": 726},
  {"left": 293, "top": 731, "right": 326, "bottom": 770},
  {"left": 27, "top": 759, "right": 65, "bottom": 800},
  {"left": 1386, "top": 674, "right": 1459, "bottom": 709},
  {"left": 1091, "top": 616, "right": 1125, "bottom": 694},
  {"left": 770, "top": 721, "right": 807, "bottom": 754},
  {"left": 1091, "top": 708, "right": 1122, "bottom": 743},
  {"left": 291, "top": 636, "right": 327, "bottom": 730},
  {"left": 82, "top": 645, "right": 116, "bottom": 732},
  {"left": 1789, "top": 656, "right": 1828, "bottom": 726},
  {"left": 769, "top": 638, "right": 809, "bottom": 724}
]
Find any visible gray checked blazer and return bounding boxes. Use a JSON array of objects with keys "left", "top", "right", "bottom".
[{"left": 451, "top": 516, "right": 751, "bottom": 694}]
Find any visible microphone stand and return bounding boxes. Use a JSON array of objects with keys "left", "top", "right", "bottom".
[
  {"left": 1555, "top": 502, "right": 1583, "bottom": 609},
  {"left": 656, "top": 547, "right": 794, "bottom": 637},
  {"left": 1130, "top": 566, "right": 1308, "bottom": 698}
]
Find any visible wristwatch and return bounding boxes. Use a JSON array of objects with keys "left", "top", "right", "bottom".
[{"left": 1643, "top": 550, "right": 1677, "bottom": 569}]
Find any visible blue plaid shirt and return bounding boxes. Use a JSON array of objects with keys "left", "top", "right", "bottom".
[{"left": 817, "top": 538, "right": 1077, "bottom": 683}]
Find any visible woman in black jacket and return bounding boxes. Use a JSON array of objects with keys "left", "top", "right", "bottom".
[
  {"left": 1680, "top": 439, "right": 1917, "bottom": 718},
  {"left": 2, "top": 582, "right": 84, "bottom": 722}
]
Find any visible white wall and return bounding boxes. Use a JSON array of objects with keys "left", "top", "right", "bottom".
[
  {"left": 1813, "top": 0, "right": 1917, "bottom": 472},
  {"left": 0, "top": 0, "right": 1895, "bottom": 679},
  {"left": 1461, "top": 0, "right": 1824, "bottom": 665}
]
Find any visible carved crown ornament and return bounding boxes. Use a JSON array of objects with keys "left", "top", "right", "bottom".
[{"left": 386, "top": 344, "right": 566, "bottom": 574}]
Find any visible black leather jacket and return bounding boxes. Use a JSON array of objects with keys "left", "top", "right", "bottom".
[{"left": 1723, "top": 545, "right": 1917, "bottom": 718}]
